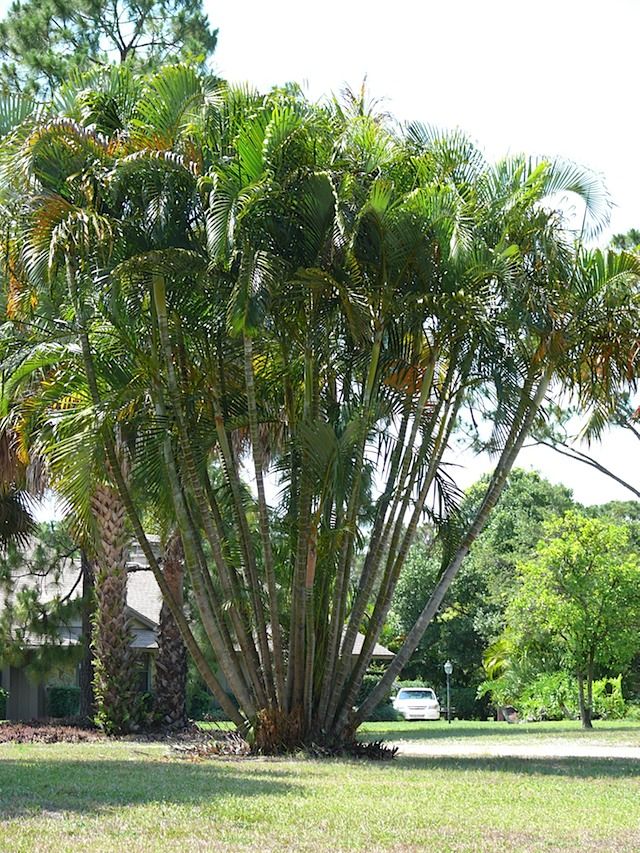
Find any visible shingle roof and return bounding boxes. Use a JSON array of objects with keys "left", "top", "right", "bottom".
[{"left": 1, "top": 540, "right": 162, "bottom": 649}]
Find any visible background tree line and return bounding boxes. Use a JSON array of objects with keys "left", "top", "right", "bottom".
[{"left": 387, "top": 469, "right": 640, "bottom": 727}]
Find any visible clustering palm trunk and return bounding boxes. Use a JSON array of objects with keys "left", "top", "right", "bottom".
[
  {"left": 90, "top": 483, "right": 139, "bottom": 734},
  {"left": 155, "top": 530, "right": 188, "bottom": 729}
]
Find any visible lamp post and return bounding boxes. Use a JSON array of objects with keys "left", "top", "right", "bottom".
[{"left": 444, "top": 660, "right": 453, "bottom": 724}]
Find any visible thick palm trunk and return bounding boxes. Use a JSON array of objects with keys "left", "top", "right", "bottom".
[
  {"left": 155, "top": 531, "right": 188, "bottom": 729},
  {"left": 78, "top": 550, "right": 95, "bottom": 723},
  {"left": 91, "top": 483, "right": 139, "bottom": 734}
]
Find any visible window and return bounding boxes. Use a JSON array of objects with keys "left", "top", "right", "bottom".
[
  {"left": 134, "top": 655, "right": 150, "bottom": 693},
  {"left": 397, "top": 689, "right": 435, "bottom": 701}
]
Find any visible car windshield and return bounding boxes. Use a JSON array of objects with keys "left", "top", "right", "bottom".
[{"left": 397, "top": 689, "right": 435, "bottom": 701}]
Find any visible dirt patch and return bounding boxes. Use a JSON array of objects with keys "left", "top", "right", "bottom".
[{"left": 393, "top": 738, "right": 640, "bottom": 760}]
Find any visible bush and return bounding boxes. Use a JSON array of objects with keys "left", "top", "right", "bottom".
[
  {"left": 394, "top": 679, "right": 429, "bottom": 690},
  {"left": 449, "top": 687, "right": 490, "bottom": 720},
  {"left": 366, "top": 703, "right": 401, "bottom": 722},
  {"left": 186, "top": 677, "right": 237, "bottom": 721},
  {"left": 357, "top": 671, "right": 398, "bottom": 722},
  {"left": 46, "top": 686, "right": 80, "bottom": 718},
  {"left": 0, "top": 688, "right": 7, "bottom": 719},
  {"left": 626, "top": 701, "right": 640, "bottom": 721},
  {"left": 592, "top": 675, "right": 626, "bottom": 720},
  {"left": 496, "top": 672, "right": 628, "bottom": 722}
]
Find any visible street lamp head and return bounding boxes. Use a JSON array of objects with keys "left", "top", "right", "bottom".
[{"left": 444, "top": 660, "right": 453, "bottom": 676}]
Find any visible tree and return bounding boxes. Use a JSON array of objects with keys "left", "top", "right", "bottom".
[
  {"left": 611, "top": 228, "right": 640, "bottom": 251},
  {"left": 2, "top": 66, "right": 639, "bottom": 749},
  {"left": 0, "top": 0, "right": 217, "bottom": 95},
  {"left": 0, "top": 522, "right": 83, "bottom": 672},
  {"left": 506, "top": 512, "right": 640, "bottom": 728},
  {"left": 391, "top": 470, "right": 576, "bottom": 691}
]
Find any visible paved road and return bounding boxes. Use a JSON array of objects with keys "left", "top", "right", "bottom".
[{"left": 393, "top": 738, "right": 640, "bottom": 760}]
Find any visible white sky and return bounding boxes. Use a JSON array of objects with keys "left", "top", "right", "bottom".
[{"left": 18, "top": 0, "right": 640, "bottom": 511}]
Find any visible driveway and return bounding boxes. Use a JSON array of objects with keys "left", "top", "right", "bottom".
[{"left": 393, "top": 737, "right": 640, "bottom": 760}]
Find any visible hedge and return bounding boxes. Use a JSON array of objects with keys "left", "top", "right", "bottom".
[{"left": 47, "top": 686, "right": 81, "bottom": 718}]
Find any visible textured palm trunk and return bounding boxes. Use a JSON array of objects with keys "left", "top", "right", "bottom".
[
  {"left": 78, "top": 550, "right": 95, "bottom": 723},
  {"left": 155, "top": 531, "right": 188, "bottom": 729},
  {"left": 91, "top": 483, "right": 139, "bottom": 734}
]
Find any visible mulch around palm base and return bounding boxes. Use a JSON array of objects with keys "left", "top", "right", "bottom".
[{"left": 0, "top": 721, "right": 101, "bottom": 743}]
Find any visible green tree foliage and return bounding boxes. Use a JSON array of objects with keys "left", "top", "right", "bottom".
[
  {"left": 500, "top": 512, "right": 640, "bottom": 728},
  {"left": 611, "top": 228, "right": 640, "bottom": 251},
  {"left": 2, "top": 67, "right": 640, "bottom": 747},
  {"left": 391, "top": 470, "right": 575, "bottom": 695},
  {"left": 0, "top": 0, "right": 218, "bottom": 95},
  {"left": 0, "top": 522, "right": 83, "bottom": 675}
]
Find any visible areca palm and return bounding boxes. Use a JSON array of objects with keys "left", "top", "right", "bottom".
[{"left": 3, "top": 64, "right": 639, "bottom": 749}]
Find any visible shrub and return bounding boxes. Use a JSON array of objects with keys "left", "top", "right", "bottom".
[
  {"left": 626, "top": 701, "right": 640, "bottom": 721},
  {"left": 0, "top": 688, "right": 7, "bottom": 719},
  {"left": 357, "top": 671, "right": 398, "bottom": 722},
  {"left": 46, "top": 686, "right": 80, "bottom": 718},
  {"left": 449, "top": 687, "right": 490, "bottom": 720},
  {"left": 496, "top": 672, "right": 628, "bottom": 721},
  {"left": 592, "top": 675, "right": 626, "bottom": 719},
  {"left": 186, "top": 677, "right": 237, "bottom": 721}
]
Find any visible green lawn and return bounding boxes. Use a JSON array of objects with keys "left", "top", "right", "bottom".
[
  {"left": 1, "top": 722, "right": 640, "bottom": 852},
  {"left": 361, "top": 718, "right": 640, "bottom": 746}
]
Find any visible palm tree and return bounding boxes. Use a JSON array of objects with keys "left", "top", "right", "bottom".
[{"left": 3, "top": 65, "right": 639, "bottom": 750}]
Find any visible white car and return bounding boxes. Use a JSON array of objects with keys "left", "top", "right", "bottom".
[{"left": 392, "top": 687, "right": 441, "bottom": 721}]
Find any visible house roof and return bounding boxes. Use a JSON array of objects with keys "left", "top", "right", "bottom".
[
  {"left": 1, "top": 539, "right": 163, "bottom": 651},
  {"left": 350, "top": 632, "right": 395, "bottom": 660},
  {"left": 232, "top": 628, "right": 395, "bottom": 661}
]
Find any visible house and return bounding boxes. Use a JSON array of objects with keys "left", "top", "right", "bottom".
[
  {"left": 0, "top": 541, "right": 163, "bottom": 722},
  {"left": 1, "top": 537, "right": 395, "bottom": 721}
]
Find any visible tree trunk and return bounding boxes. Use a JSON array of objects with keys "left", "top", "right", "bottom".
[
  {"left": 577, "top": 673, "right": 592, "bottom": 729},
  {"left": 91, "top": 483, "right": 139, "bottom": 734},
  {"left": 154, "top": 531, "right": 188, "bottom": 730},
  {"left": 78, "top": 550, "right": 95, "bottom": 723}
]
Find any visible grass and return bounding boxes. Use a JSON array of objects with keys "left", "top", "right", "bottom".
[
  {"left": 361, "top": 718, "right": 640, "bottom": 746},
  {"left": 1, "top": 721, "right": 640, "bottom": 851}
]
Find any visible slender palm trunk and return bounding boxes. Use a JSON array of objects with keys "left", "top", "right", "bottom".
[
  {"left": 353, "top": 368, "right": 552, "bottom": 730},
  {"left": 243, "top": 334, "right": 286, "bottom": 707}
]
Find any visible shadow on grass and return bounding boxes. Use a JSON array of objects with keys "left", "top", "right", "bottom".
[
  {"left": 395, "top": 753, "right": 640, "bottom": 779},
  {"left": 0, "top": 757, "right": 297, "bottom": 818},
  {"left": 364, "top": 722, "right": 640, "bottom": 741}
]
